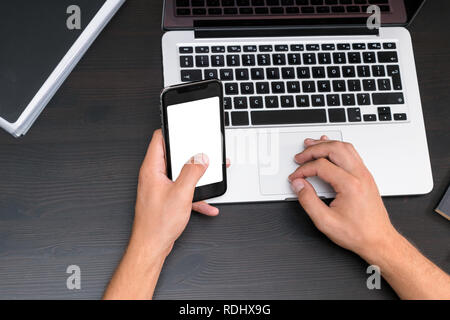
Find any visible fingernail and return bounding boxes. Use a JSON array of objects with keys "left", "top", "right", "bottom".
[
  {"left": 191, "top": 153, "right": 209, "bottom": 167},
  {"left": 321, "top": 135, "right": 329, "bottom": 140},
  {"left": 290, "top": 179, "right": 305, "bottom": 194},
  {"left": 304, "top": 138, "right": 314, "bottom": 143}
]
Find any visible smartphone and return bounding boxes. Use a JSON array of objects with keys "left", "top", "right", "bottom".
[{"left": 160, "top": 80, "right": 227, "bottom": 202}]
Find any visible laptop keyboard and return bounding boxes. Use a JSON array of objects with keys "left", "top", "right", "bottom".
[
  {"left": 178, "top": 41, "right": 407, "bottom": 127},
  {"left": 175, "top": 0, "right": 392, "bottom": 16}
]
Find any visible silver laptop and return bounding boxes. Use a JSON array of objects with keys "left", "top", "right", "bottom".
[{"left": 161, "top": 0, "right": 432, "bottom": 203}]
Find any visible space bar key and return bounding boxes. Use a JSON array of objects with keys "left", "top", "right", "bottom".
[{"left": 251, "top": 109, "right": 327, "bottom": 125}]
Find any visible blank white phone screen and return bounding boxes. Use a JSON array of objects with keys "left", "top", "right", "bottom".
[{"left": 167, "top": 96, "right": 223, "bottom": 187}]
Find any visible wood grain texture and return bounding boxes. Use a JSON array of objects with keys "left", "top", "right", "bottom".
[{"left": 0, "top": 0, "right": 448, "bottom": 299}]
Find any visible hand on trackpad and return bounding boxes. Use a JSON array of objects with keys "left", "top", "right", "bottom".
[{"left": 257, "top": 130, "right": 342, "bottom": 198}]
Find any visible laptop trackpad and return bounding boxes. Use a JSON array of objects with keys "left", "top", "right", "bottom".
[{"left": 257, "top": 130, "right": 343, "bottom": 197}]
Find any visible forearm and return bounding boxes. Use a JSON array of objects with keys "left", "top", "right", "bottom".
[
  {"left": 103, "top": 241, "right": 166, "bottom": 300},
  {"left": 362, "top": 230, "right": 450, "bottom": 300}
]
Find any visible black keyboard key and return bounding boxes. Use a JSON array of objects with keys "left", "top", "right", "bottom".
[
  {"left": 394, "top": 113, "right": 407, "bottom": 121},
  {"left": 357, "top": 65, "right": 371, "bottom": 77},
  {"left": 327, "top": 94, "right": 340, "bottom": 106},
  {"left": 227, "top": 45, "right": 241, "bottom": 52},
  {"left": 318, "top": 53, "right": 332, "bottom": 64},
  {"left": 372, "top": 65, "right": 385, "bottom": 77},
  {"left": 363, "top": 52, "right": 376, "bottom": 63},
  {"left": 275, "top": 45, "right": 289, "bottom": 51},
  {"left": 373, "top": 93, "right": 404, "bottom": 105},
  {"left": 265, "top": 96, "right": 279, "bottom": 108},
  {"left": 306, "top": 44, "right": 320, "bottom": 51},
  {"left": 240, "top": 82, "right": 254, "bottom": 94},
  {"left": 196, "top": 55, "right": 209, "bottom": 67},
  {"left": 342, "top": 66, "right": 356, "bottom": 78},
  {"left": 251, "top": 68, "right": 265, "bottom": 80},
  {"left": 333, "top": 52, "right": 346, "bottom": 64},
  {"left": 387, "top": 65, "right": 402, "bottom": 90},
  {"left": 357, "top": 93, "right": 370, "bottom": 105},
  {"left": 211, "top": 55, "right": 225, "bottom": 67},
  {"left": 281, "top": 67, "right": 296, "bottom": 79},
  {"left": 243, "top": 45, "right": 257, "bottom": 52},
  {"left": 378, "top": 51, "right": 398, "bottom": 63},
  {"left": 297, "top": 67, "right": 311, "bottom": 78},
  {"left": 271, "top": 82, "right": 285, "bottom": 93},
  {"left": 256, "top": 82, "right": 270, "bottom": 94},
  {"left": 227, "top": 55, "right": 240, "bottom": 66},
  {"left": 224, "top": 97, "right": 232, "bottom": 110},
  {"left": 204, "top": 69, "right": 218, "bottom": 80},
  {"left": 242, "top": 54, "right": 256, "bottom": 66},
  {"left": 303, "top": 53, "right": 316, "bottom": 65},
  {"left": 318, "top": 80, "right": 331, "bottom": 92},
  {"left": 236, "top": 68, "right": 249, "bottom": 80},
  {"left": 352, "top": 43, "right": 366, "bottom": 50},
  {"left": 290, "top": 44, "right": 304, "bottom": 51},
  {"left": 321, "top": 44, "right": 335, "bottom": 51},
  {"left": 234, "top": 97, "right": 248, "bottom": 109},
  {"left": 180, "top": 56, "right": 193, "bottom": 68},
  {"left": 332, "top": 80, "right": 346, "bottom": 92},
  {"left": 179, "top": 46, "right": 193, "bottom": 54},
  {"left": 225, "top": 83, "right": 239, "bottom": 95},
  {"left": 383, "top": 42, "right": 396, "bottom": 50},
  {"left": 378, "top": 107, "right": 392, "bottom": 121},
  {"left": 259, "top": 45, "right": 273, "bottom": 52},
  {"left": 368, "top": 43, "right": 381, "bottom": 50},
  {"left": 347, "top": 79, "right": 361, "bottom": 92},
  {"left": 363, "top": 114, "right": 377, "bottom": 122},
  {"left": 266, "top": 68, "right": 280, "bottom": 79},
  {"left": 337, "top": 43, "right": 351, "bottom": 50},
  {"left": 348, "top": 52, "right": 361, "bottom": 63},
  {"left": 231, "top": 112, "right": 249, "bottom": 126},
  {"left": 195, "top": 46, "right": 210, "bottom": 53},
  {"left": 328, "top": 108, "right": 346, "bottom": 122},
  {"left": 224, "top": 112, "right": 230, "bottom": 126},
  {"left": 251, "top": 109, "right": 327, "bottom": 125},
  {"left": 377, "top": 78, "right": 391, "bottom": 91},
  {"left": 342, "top": 93, "right": 356, "bottom": 106},
  {"left": 287, "top": 81, "right": 301, "bottom": 93},
  {"left": 312, "top": 67, "right": 326, "bottom": 78},
  {"left": 302, "top": 81, "right": 316, "bottom": 93},
  {"left": 311, "top": 95, "right": 325, "bottom": 107},
  {"left": 250, "top": 96, "right": 263, "bottom": 109},
  {"left": 212, "top": 46, "right": 226, "bottom": 53},
  {"left": 257, "top": 54, "right": 271, "bottom": 66},
  {"left": 363, "top": 79, "right": 376, "bottom": 91},
  {"left": 296, "top": 95, "right": 310, "bottom": 107},
  {"left": 220, "top": 69, "right": 234, "bottom": 81},
  {"left": 273, "top": 54, "right": 286, "bottom": 65},
  {"left": 288, "top": 53, "right": 301, "bottom": 65},
  {"left": 347, "top": 108, "right": 362, "bottom": 122},
  {"left": 327, "top": 66, "right": 341, "bottom": 78},
  {"left": 280, "top": 96, "right": 295, "bottom": 108},
  {"left": 181, "top": 70, "right": 202, "bottom": 82}
]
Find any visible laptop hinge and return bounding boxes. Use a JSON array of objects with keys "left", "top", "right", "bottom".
[{"left": 194, "top": 26, "right": 379, "bottom": 39}]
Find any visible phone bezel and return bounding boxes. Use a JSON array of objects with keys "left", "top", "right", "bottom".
[{"left": 160, "top": 79, "right": 227, "bottom": 202}]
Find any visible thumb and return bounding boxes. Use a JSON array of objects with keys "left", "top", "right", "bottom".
[
  {"left": 290, "top": 178, "right": 333, "bottom": 228},
  {"left": 175, "top": 153, "right": 209, "bottom": 192}
]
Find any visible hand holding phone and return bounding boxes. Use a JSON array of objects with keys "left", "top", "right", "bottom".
[{"left": 161, "top": 80, "right": 227, "bottom": 202}]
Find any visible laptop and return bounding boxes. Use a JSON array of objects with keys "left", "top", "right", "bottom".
[{"left": 161, "top": 0, "right": 433, "bottom": 203}]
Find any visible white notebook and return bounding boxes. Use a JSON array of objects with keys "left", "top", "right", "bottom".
[{"left": 0, "top": 0, "right": 125, "bottom": 137}]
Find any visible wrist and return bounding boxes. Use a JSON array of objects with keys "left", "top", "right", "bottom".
[
  {"left": 127, "top": 234, "right": 171, "bottom": 266},
  {"left": 359, "top": 227, "right": 403, "bottom": 266}
]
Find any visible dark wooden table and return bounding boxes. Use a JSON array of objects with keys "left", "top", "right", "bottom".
[{"left": 0, "top": 0, "right": 448, "bottom": 299}]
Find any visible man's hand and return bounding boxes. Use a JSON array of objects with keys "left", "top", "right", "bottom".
[
  {"left": 289, "top": 136, "right": 450, "bottom": 299},
  {"left": 131, "top": 129, "right": 221, "bottom": 259},
  {"left": 104, "top": 129, "right": 226, "bottom": 299},
  {"left": 288, "top": 136, "right": 396, "bottom": 259}
]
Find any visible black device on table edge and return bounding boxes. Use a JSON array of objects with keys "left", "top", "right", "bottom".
[{"left": 160, "top": 79, "right": 227, "bottom": 202}]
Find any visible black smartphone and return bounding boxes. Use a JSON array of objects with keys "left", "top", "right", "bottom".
[{"left": 160, "top": 80, "right": 227, "bottom": 202}]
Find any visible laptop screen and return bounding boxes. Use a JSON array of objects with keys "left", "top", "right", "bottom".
[
  {"left": 163, "top": 0, "right": 426, "bottom": 30},
  {"left": 0, "top": 0, "right": 107, "bottom": 123}
]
